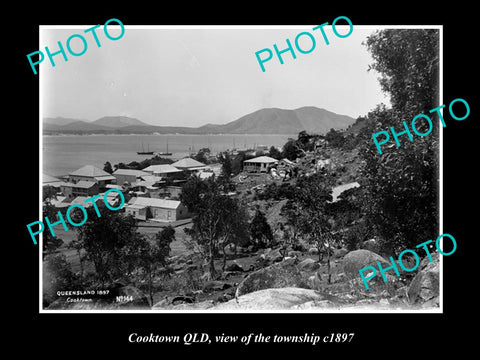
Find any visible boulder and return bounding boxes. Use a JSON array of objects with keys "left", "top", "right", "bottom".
[
  {"left": 235, "top": 259, "right": 305, "bottom": 297},
  {"left": 260, "top": 248, "right": 283, "bottom": 263},
  {"left": 361, "top": 239, "right": 381, "bottom": 254},
  {"left": 332, "top": 247, "right": 349, "bottom": 259},
  {"left": 288, "top": 250, "right": 302, "bottom": 258},
  {"left": 297, "top": 258, "right": 320, "bottom": 272},
  {"left": 407, "top": 253, "right": 440, "bottom": 306},
  {"left": 342, "top": 249, "right": 390, "bottom": 277},
  {"left": 203, "top": 280, "right": 232, "bottom": 293},
  {"left": 216, "top": 287, "right": 324, "bottom": 310},
  {"left": 226, "top": 258, "right": 255, "bottom": 272},
  {"left": 225, "top": 262, "right": 244, "bottom": 272}
]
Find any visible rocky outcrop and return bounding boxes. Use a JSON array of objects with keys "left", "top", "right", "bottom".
[
  {"left": 217, "top": 287, "right": 324, "bottom": 310},
  {"left": 157, "top": 287, "right": 414, "bottom": 311},
  {"left": 260, "top": 248, "right": 284, "bottom": 263},
  {"left": 235, "top": 258, "right": 306, "bottom": 297},
  {"left": 407, "top": 252, "right": 440, "bottom": 307},
  {"left": 297, "top": 258, "right": 320, "bottom": 272},
  {"left": 342, "top": 249, "right": 390, "bottom": 277}
]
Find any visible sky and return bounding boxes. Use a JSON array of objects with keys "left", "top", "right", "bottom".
[{"left": 40, "top": 24, "right": 390, "bottom": 127}]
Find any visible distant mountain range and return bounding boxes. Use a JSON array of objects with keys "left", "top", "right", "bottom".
[{"left": 43, "top": 107, "right": 356, "bottom": 135}]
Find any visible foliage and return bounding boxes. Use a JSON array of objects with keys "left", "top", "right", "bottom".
[
  {"left": 43, "top": 253, "right": 78, "bottom": 306},
  {"left": 325, "top": 128, "right": 345, "bottom": 148},
  {"left": 193, "top": 147, "right": 210, "bottom": 164},
  {"left": 103, "top": 161, "right": 113, "bottom": 174},
  {"left": 342, "top": 219, "right": 373, "bottom": 251},
  {"left": 281, "top": 138, "right": 303, "bottom": 161},
  {"left": 122, "top": 226, "right": 175, "bottom": 305},
  {"left": 297, "top": 130, "right": 316, "bottom": 152},
  {"left": 217, "top": 152, "right": 236, "bottom": 192},
  {"left": 268, "top": 146, "right": 282, "bottom": 160},
  {"left": 73, "top": 208, "right": 138, "bottom": 285},
  {"left": 359, "top": 29, "right": 440, "bottom": 253},
  {"left": 114, "top": 155, "right": 173, "bottom": 171},
  {"left": 249, "top": 209, "right": 273, "bottom": 249},
  {"left": 281, "top": 171, "right": 337, "bottom": 281},
  {"left": 365, "top": 29, "right": 440, "bottom": 121},
  {"left": 219, "top": 199, "right": 250, "bottom": 270},
  {"left": 181, "top": 176, "right": 248, "bottom": 278},
  {"left": 42, "top": 190, "right": 64, "bottom": 256},
  {"left": 257, "top": 182, "right": 295, "bottom": 201}
]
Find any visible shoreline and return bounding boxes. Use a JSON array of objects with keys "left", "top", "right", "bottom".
[{"left": 43, "top": 133, "right": 298, "bottom": 137}]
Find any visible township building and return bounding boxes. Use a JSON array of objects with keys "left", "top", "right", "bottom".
[
  {"left": 171, "top": 158, "right": 207, "bottom": 172},
  {"left": 43, "top": 174, "right": 63, "bottom": 188},
  {"left": 243, "top": 156, "right": 279, "bottom": 173},
  {"left": 59, "top": 180, "right": 99, "bottom": 201},
  {"left": 68, "top": 165, "right": 116, "bottom": 190},
  {"left": 44, "top": 160, "right": 210, "bottom": 223},
  {"left": 125, "top": 196, "right": 191, "bottom": 222},
  {"left": 112, "top": 169, "right": 150, "bottom": 184},
  {"left": 142, "top": 164, "right": 183, "bottom": 178}
]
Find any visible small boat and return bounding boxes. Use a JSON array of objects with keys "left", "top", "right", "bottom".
[{"left": 137, "top": 143, "right": 154, "bottom": 155}]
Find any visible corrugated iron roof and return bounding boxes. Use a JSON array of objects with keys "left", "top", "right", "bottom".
[
  {"left": 244, "top": 156, "right": 279, "bottom": 163},
  {"left": 128, "top": 196, "right": 181, "bottom": 209},
  {"left": 171, "top": 157, "right": 206, "bottom": 169}
]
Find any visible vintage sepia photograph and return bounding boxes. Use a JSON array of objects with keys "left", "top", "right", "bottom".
[{"left": 39, "top": 24, "right": 441, "bottom": 312}]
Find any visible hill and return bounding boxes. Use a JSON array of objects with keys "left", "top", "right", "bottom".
[
  {"left": 43, "top": 117, "right": 89, "bottom": 126},
  {"left": 43, "top": 120, "right": 112, "bottom": 132},
  {"left": 43, "top": 107, "right": 356, "bottom": 135},
  {"left": 92, "top": 116, "right": 149, "bottom": 128},
  {"left": 196, "top": 107, "right": 355, "bottom": 135}
]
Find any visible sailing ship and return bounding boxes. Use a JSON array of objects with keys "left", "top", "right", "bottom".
[
  {"left": 156, "top": 139, "right": 172, "bottom": 156},
  {"left": 137, "top": 142, "right": 154, "bottom": 155}
]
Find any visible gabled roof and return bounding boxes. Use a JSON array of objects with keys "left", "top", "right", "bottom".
[
  {"left": 128, "top": 196, "right": 181, "bottom": 209},
  {"left": 143, "top": 164, "right": 182, "bottom": 174},
  {"left": 43, "top": 174, "right": 63, "bottom": 188},
  {"left": 59, "top": 181, "right": 96, "bottom": 189},
  {"left": 43, "top": 174, "right": 61, "bottom": 184},
  {"left": 243, "top": 156, "right": 279, "bottom": 164},
  {"left": 70, "top": 165, "right": 111, "bottom": 177},
  {"left": 171, "top": 157, "right": 206, "bottom": 169},
  {"left": 113, "top": 169, "right": 149, "bottom": 177}
]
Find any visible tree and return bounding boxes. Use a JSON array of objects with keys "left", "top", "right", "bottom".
[
  {"left": 284, "top": 172, "right": 336, "bottom": 282},
  {"left": 268, "top": 146, "right": 282, "bottom": 160},
  {"left": 297, "top": 130, "right": 315, "bottom": 152},
  {"left": 122, "top": 226, "right": 175, "bottom": 305},
  {"left": 103, "top": 161, "right": 113, "bottom": 174},
  {"left": 42, "top": 188, "right": 64, "bottom": 256},
  {"left": 217, "top": 152, "right": 236, "bottom": 192},
  {"left": 281, "top": 138, "right": 303, "bottom": 161},
  {"left": 249, "top": 209, "right": 273, "bottom": 249},
  {"left": 192, "top": 147, "right": 210, "bottom": 164},
  {"left": 365, "top": 29, "right": 439, "bottom": 121},
  {"left": 218, "top": 152, "right": 233, "bottom": 178},
  {"left": 231, "top": 151, "right": 248, "bottom": 175},
  {"left": 181, "top": 176, "right": 245, "bottom": 279},
  {"left": 325, "top": 128, "right": 345, "bottom": 148},
  {"left": 360, "top": 29, "right": 440, "bottom": 253},
  {"left": 218, "top": 199, "right": 250, "bottom": 271},
  {"left": 43, "top": 253, "right": 78, "bottom": 306},
  {"left": 73, "top": 208, "right": 138, "bottom": 286}
]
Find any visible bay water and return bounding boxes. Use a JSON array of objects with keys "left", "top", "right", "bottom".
[{"left": 42, "top": 134, "right": 293, "bottom": 177}]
